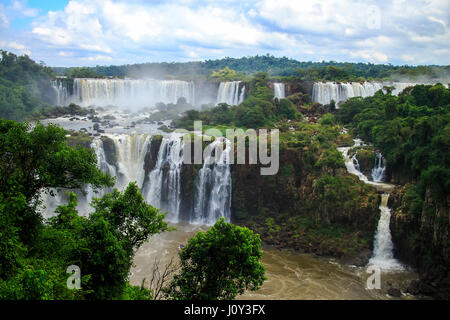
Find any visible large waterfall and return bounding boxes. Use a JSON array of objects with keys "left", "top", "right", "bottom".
[
  {"left": 72, "top": 78, "right": 196, "bottom": 109},
  {"left": 273, "top": 83, "right": 286, "bottom": 100},
  {"left": 312, "top": 82, "right": 384, "bottom": 106},
  {"left": 216, "top": 81, "right": 245, "bottom": 105},
  {"left": 337, "top": 139, "right": 403, "bottom": 270},
  {"left": 311, "top": 82, "right": 445, "bottom": 107},
  {"left": 42, "top": 133, "right": 231, "bottom": 226}
]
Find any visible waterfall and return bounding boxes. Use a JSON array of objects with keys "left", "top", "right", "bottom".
[
  {"left": 273, "top": 83, "right": 286, "bottom": 100},
  {"left": 192, "top": 137, "right": 232, "bottom": 225},
  {"left": 143, "top": 136, "right": 184, "bottom": 222},
  {"left": 51, "top": 79, "right": 70, "bottom": 106},
  {"left": 216, "top": 81, "right": 245, "bottom": 105},
  {"left": 337, "top": 139, "right": 371, "bottom": 185},
  {"left": 337, "top": 139, "right": 403, "bottom": 270},
  {"left": 371, "top": 152, "right": 386, "bottom": 183},
  {"left": 368, "top": 194, "right": 403, "bottom": 270},
  {"left": 42, "top": 133, "right": 232, "bottom": 226},
  {"left": 312, "top": 82, "right": 384, "bottom": 107},
  {"left": 72, "top": 78, "right": 195, "bottom": 109}
]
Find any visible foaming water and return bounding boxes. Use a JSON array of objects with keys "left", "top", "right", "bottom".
[
  {"left": 216, "top": 81, "right": 245, "bottom": 105},
  {"left": 130, "top": 224, "right": 418, "bottom": 300},
  {"left": 312, "top": 82, "right": 448, "bottom": 107},
  {"left": 368, "top": 194, "right": 404, "bottom": 270},
  {"left": 273, "top": 83, "right": 286, "bottom": 100},
  {"left": 337, "top": 139, "right": 403, "bottom": 271}
]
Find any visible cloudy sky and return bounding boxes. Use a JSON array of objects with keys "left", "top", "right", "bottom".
[{"left": 0, "top": 0, "right": 448, "bottom": 67}]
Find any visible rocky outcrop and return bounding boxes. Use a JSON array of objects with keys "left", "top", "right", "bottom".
[
  {"left": 66, "top": 132, "right": 93, "bottom": 149},
  {"left": 355, "top": 149, "right": 375, "bottom": 178},
  {"left": 231, "top": 146, "right": 381, "bottom": 262},
  {"left": 143, "top": 135, "right": 162, "bottom": 176},
  {"left": 100, "top": 136, "right": 117, "bottom": 166}
]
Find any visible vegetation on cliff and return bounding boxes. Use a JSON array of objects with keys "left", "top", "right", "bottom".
[
  {"left": 337, "top": 84, "right": 450, "bottom": 297},
  {"left": 0, "top": 51, "right": 55, "bottom": 120},
  {"left": 0, "top": 120, "right": 171, "bottom": 299},
  {"left": 173, "top": 70, "right": 381, "bottom": 262}
]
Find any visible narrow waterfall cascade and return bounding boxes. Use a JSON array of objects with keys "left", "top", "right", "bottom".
[
  {"left": 337, "top": 138, "right": 403, "bottom": 270},
  {"left": 371, "top": 152, "right": 386, "bottom": 183},
  {"left": 216, "top": 81, "right": 246, "bottom": 105},
  {"left": 273, "top": 82, "right": 286, "bottom": 99},
  {"left": 51, "top": 79, "right": 70, "bottom": 106},
  {"left": 192, "top": 137, "right": 232, "bottom": 225},
  {"left": 70, "top": 78, "right": 195, "bottom": 109},
  {"left": 368, "top": 194, "right": 404, "bottom": 270},
  {"left": 337, "top": 139, "right": 372, "bottom": 185},
  {"left": 143, "top": 136, "right": 185, "bottom": 222},
  {"left": 42, "top": 133, "right": 232, "bottom": 226}
]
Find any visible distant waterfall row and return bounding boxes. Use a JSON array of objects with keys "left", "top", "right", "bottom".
[
  {"left": 74, "top": 78, "right": 196, "bottom": 109},
  {"left": 311, "top": 82, "right": 434, "bottom": 107},
  {"left": 216, "top": 81, "right": 246, "bottom": 106},
  {"left": 51, "top": 78, "right": 251, "bottom": 109},
  {"left": 42, "top": 134, "right": 232, "bottom": 226}
]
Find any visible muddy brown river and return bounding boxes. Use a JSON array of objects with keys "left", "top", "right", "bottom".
[{"left": 130, "top": 223, "right": 418, "bottom": 300}]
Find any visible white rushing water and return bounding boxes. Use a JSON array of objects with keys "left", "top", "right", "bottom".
[
  {"left": 368, "top": 194, "right": 403, "bottom": 270},
  {"left": 371, "top": 152, "right": 386, "bottom": 183},
  {"left": 216, "top": 81, "right": 246, "bottom": 105},
  {"left": 311, "top": 82, "right": 447, "bottom": 107},
  {"left": 192, "top": 137, "right": 232, "bottom": 225},
  {"left": 337, "top": 139, "right": 403, "bottom": 270},
  {"left": 72, "top": 78, "right": 196, "bottom": 109},
  {"left": 273, "top": 82, "right": 286, "bottom": 99},
  {"left": 42, "top": 132, "right": 231, "bottom": 226},
  {"left": 312, "top": 82, "right": 384, "bottom": 107},
  {"left": 51, "top": 79, "right": 70, "bottom": 106}
]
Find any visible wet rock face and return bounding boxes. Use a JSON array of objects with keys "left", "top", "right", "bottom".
[
  {"left": 230, "top": 146, "right": 380, "bottom": 261},
  {"left": 355, "top": 149, "right": 375, "bottom": 178},
  {"left": 143, "top": 135, "right": 162, "bottom": 177},
  {"left": 387, "top": 287, "right": 402, "bottom": 297},
  {"left": 389, "top": 185, "right": 450, "bottom": 299},
  {"left": 100, "top": 136, "right": 117, "bottom": 166}
]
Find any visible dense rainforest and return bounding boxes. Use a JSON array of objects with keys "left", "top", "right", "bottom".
[
  {"left": 1, "top": 50, "right": 449, "bottom": 299},
  {"left": 53, "top": 54, "right": 450, "bottom": 82},
  {"left": 337, "top": 84, "right": 450, "bottom": 296}
]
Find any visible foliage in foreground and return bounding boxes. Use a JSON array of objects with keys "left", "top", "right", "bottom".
[
  {"left": 0, "top": 119, "right": 168, "bottom": 299},
  {"left": 165, "top": 218, "right": 266, "bottom": 300}
]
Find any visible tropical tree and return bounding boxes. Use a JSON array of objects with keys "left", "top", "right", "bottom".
[{"left": 165, "top": 218, "right": 266, "bottom": 300}]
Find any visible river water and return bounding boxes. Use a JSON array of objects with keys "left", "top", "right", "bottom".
[
  {"left": 130, "top": 223, "right": 418, "bottom": 300},
  {"left": 41, "top": 114, "right": 419, "bottom": 300}
]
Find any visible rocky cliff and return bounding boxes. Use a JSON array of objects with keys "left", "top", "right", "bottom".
[{"left": 389, "top": 185, "right": 449, "bottom": 298}]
